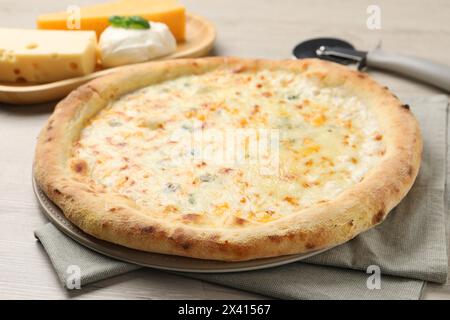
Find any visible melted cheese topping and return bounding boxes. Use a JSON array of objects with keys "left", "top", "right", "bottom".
[{"left": 72, "top": 68, "right": 385, "bottom": 228}]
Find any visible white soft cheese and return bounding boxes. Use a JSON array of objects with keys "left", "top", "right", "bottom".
[{"left": 99, "top": 22, "right": 176, "bottom": 67}]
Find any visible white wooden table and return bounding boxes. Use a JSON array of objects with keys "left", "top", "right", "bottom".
[{"left": 0, "top": 0, "right": 449, "bottom": 299}]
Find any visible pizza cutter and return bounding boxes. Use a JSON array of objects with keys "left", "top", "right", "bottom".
[{"left": 292, "top": 38, "right": 450, "bottom": 92}]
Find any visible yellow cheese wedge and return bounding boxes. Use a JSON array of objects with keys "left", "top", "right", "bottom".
[
  {"left": 37, "top": 0, "right": 186, "bottom": 42},
  {"left": 0, "top": 29, "right": 97, "bottom": 83}
]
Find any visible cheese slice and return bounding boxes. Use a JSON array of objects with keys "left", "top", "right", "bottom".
[
  {"left": 37, "top": 0, "right": 186, "bottom": 42},
  {"left": 0, "top": 29, "right": 97, "bottom": 83}
]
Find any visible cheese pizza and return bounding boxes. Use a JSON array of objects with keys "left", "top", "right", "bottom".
[{"left": 34, "top": 57, "right": 422, "bottom": 261}]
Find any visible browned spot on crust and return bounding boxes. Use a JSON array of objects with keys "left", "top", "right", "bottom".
[
  {"left": 70, "top": 159, "right": 88, "bottom": 175},
  {"left": 372, "top": 209, "right": 385, "bottom": 224},
  {"left": 305, "top": 242, "right": 315, "bottom": 250},
  {"left": 408, "top": 165, "right": 414, "bottom": 177},
  {"left": 357, "top": 73, "right": 366, "bottom": 79},
  {"left": 53, "top": 188, "right": 62, "bottom": 195},
  {"left": 401, "top": 104, "right": 410, "bottom": 110},
  {"left": 46, "top": 137, "right": 52, "bottom": 142},
  {"left": 268, "top": 235, "right": 282, "bottom": 243},
  {"left": 141, "top": 226, "right": 155, "bottom": 233},
  {"left": 101, "top": 221, "right": 111, "bottom": 228},
  {"left": 348, "top": 220, "right": 354, "bottom": 227},
  {"left": 181, "top": 242, "right": 191, "bottom": 250},
  {"left": 170, "top": 228, "right": 193, "bottom": 250},
  {"left": 217, "top": 243, "right": 228, "bottom": 253},
  {"left": 217, "top": 241, "right": 248, "bottom": 258}
]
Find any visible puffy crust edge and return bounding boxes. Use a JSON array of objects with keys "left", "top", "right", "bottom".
[{"left": 34, "top": 57, "right": 422, "bottom": 261}]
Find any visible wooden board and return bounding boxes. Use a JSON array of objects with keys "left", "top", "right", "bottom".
[{"left": 0, "top": 13, "right": 215, "bottom": 105}]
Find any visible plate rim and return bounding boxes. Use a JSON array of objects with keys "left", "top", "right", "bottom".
[{"left": 32, "top": 174, "right": 333, "bottom": 273}]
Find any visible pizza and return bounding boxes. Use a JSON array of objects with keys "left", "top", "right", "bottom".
[{"left": 34, "top": 57, "right": 422, "bottom": 261}]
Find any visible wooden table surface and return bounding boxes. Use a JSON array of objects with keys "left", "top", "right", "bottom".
[{"left": 0, "top": 0, "right": 449, "bottom": 299}]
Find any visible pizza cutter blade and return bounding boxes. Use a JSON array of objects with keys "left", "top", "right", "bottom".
[{"left": 292, "top": 37, "right": 450, "bottom": 92}]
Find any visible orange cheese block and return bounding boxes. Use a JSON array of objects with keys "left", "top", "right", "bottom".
[{"left": 37, "top": 0, "right": 185, "bottom": 42}]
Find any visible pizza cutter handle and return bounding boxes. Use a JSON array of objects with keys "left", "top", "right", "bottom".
[{"left": 365, "top": 49, "right": 450, "bottom": 92}]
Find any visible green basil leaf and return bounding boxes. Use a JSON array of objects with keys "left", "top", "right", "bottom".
[
  {"left": 128, "top": 16, "right": 150, "bottom": 29},
  {"left": 108, "top": 15, "right": 150, "bottom": 30},
  {"left": 108, "top": 15, "right": 126, "bottom": 28}
]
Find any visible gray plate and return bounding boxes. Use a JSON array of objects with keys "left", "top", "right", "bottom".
[{"left": 33, "top": 176, "right": 332, "bottom": 273}]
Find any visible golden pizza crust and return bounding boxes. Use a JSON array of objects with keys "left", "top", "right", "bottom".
[{"left": 34, "top": 57, "right": 422, "bottom": 261}]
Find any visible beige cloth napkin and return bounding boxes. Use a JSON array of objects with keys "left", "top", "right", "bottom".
[{"left": 35, "top": 95, "right": 449, "bottom": 299}]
